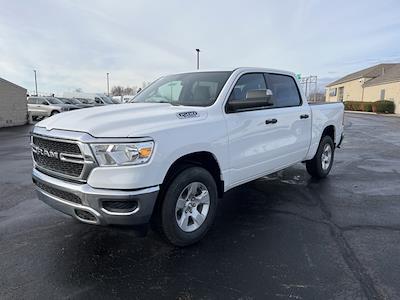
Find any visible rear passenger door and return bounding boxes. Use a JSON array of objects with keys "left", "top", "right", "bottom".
[
  {"left": 27, "top": 98, "right": 37, "bottom": 114},
  {"left": 37, "top": 98, "right": 50, "bottom": 116},
  {"left": 264, "top": 73, "right": 311, "bottom": 166}
]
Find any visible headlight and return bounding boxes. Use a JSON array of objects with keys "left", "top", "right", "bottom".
[{"left": 90, "top": 141, "right": 154, "bottom": 166}]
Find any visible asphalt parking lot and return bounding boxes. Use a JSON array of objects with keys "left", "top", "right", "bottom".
[{"left": 1, "top": 112, "right": 399, "bottom": 299}]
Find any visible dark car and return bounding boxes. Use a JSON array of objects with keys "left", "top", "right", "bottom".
[{"left": 58, "top": 97, "right": 93, "bottom": 108}]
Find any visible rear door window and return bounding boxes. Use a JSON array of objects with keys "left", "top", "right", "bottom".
[
  {"left": 37, "top": 98, "right": 48, "bottom": 105},
  {"left": 266, "top": 74, "right": 301, "bottom": 107}
]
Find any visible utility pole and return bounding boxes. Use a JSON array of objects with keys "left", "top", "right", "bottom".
[
  {"left": 106, "top": 72, "right": 110, "bottom": 96},
  {"left": 195, "top": 49, "right": 200, "bottom": 70},
  {"left": 33, "top": 70, "right": 38, "bottom": 96},
  {"left": 300, "top": 75, "right": 318, "bottom": 102}
]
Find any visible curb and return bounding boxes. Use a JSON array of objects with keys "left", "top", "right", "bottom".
[{"left": 345, "top": 111, "right": 400, "bottom": 117}]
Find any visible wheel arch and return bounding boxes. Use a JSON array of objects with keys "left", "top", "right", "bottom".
[
  {"left": 321, "top": 124, "right": 335, "bottom": 144},
  {"left": 151, "top": 151, "right": 224, "bottom": 223},
  {"left": 161, "top": 151, "right": 224, "bottom": 198}
]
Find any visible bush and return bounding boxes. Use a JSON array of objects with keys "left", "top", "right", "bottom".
[
  {"left": 372, "top": 100, "right": 395, "bottom": 114},
  {"left": 344, "top": 101, "right": 374, "bottom": 112},
  {"left": 362, "top": 102, "right": 373, "bottom": 112}
]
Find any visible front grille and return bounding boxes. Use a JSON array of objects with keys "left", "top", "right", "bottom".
[
  {"left": 33, "top": 179, "right": 82, "bottom": 204},
  {"left": 32, "top": 136, "right": 84, "bottom": 178},
  {"left": 33, "top": 152, "right": 84, "bottom": 177},
  {"left": 32, "top": 136, "right": 80, "bottom": 154}
]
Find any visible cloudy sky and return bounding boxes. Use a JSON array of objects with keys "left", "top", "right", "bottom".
[{"left": 1, "top": 0, "right": 400, "bottom": 95}]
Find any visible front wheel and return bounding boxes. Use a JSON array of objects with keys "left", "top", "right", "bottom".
[
  {"left": 158, "top": 167, "right": 218, "bottom": 247},
  {"left": 306, "top": 135, "right": 335, "bottom": 179}
]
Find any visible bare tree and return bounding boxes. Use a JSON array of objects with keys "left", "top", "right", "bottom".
[
  {"left": 123, "top": 87, "right": 134, "bottom": 95},
  {"left": 111, "top": 86, "right": 124, "bottom": 96},
  {"left": 111, "top": 85, "right": 139, "bottom": 96}
]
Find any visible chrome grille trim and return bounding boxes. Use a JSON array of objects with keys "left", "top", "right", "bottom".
[{"left": 31, "top": 130, "right": 97, "bottom": 183}]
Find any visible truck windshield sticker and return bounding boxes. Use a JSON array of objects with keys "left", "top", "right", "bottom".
[{"left": 177, "top": 111, "right": 199, "bottom": 119}]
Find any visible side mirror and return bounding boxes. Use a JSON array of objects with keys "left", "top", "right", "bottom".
[{"left": 227, "top": 89, "right": 274, "bottom": 113}]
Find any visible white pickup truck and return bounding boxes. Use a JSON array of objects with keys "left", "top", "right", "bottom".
[{"left": 31, "top": 68, "right": 344, "bottom": 246}]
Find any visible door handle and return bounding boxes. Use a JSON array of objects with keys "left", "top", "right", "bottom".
[
  {"left": 265, "top": 118, "right": 277, "bottom": 124},
  {"left": 300, "top": 114, "right": 309, "bottom": 119}
]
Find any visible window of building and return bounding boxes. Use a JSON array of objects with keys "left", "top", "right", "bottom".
[
  {"left": 380, "top": 89, "right": 385, "bottom": 100},
  {"left": 329, "top": 88, "right": 337, "bottom": 97},
  {"left": 338, "top": 87, "right": 344, "bottom": 102}
]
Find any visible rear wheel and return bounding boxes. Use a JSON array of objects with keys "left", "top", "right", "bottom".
[
  {"left": 306, "top": 135, "right": 334, "bottom": 178},
  {"left": 158, "top": 166, "right": 218, "bottom": 246},
  {"left": 50, "top": 110, "right": 59, "bottom": 116}
]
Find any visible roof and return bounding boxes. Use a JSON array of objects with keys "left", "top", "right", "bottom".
[
  {"left": 326, "top": 63, "right": 399, "bottom": 87},
  {"left": 0, "top": 77, "right": 26, "bottom": 91},
  {"left": 363, "top": 64, "right": 400, "bottom": 87},
  {"left": 174, "top": 67, "right": 296, "bottom": 77}
]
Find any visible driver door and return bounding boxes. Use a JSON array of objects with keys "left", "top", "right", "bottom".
[{"left": 224, "top": 73, "right": 282, "bottom": 186}]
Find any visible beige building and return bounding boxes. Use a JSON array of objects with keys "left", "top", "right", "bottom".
[
  {"left": 0, "top": 77, "right": 28, "bottom": 127},
  {"left": 325, "top": 63, "right": 400, "bottom": 114}
]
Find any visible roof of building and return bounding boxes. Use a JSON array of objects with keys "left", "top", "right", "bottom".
[
  {"left": 0, "top": 77, "right": 26, "bottom": 91},
  {"left": 363, "top": 64, "right": 400, "bottom": 87},
  {"left": 326, "top": 63, "right": 400, "bottom": 87}
]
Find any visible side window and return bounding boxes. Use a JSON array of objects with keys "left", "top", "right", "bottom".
[
  {"left": 95, "top": 97, "right": 102, "bottom": 104},
  {"left": 38, "top": 98, "right": 48, "bottom": 105},
  {"left": 27, "top": 98, "right": 37, "bottom": 104},
  {"left": 228, "top": 73, "right": 266, "bottom": 102},
  {"left": 266, "top": 74, "right": 301, "bottom": 107}
]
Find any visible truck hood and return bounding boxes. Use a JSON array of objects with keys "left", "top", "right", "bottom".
[{"left": 36, "top": 103, "right": 207, "bottom": 138}]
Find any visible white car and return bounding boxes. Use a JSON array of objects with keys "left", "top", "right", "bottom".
[
  {"left": 31, "top": 67, "right": 344, "bottom": 246},
  {"left": 27, "top": 96, "right": 80, "bottom": 118}
]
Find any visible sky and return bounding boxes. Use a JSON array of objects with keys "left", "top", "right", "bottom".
[{"left": 1, "top": 0, "right": 400, "bottom": 95}]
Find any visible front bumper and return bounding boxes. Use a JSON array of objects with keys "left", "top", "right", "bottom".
[{"left": 32, "top": 168, "right": 159, "bottom": 226}]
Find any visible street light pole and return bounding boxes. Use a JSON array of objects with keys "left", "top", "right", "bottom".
[
  {"left": 195, "top": 49, "right": 200, "bottom": 70},
  {"left": 106, "top": 72, "right": 110, "bottom": 96},
  {"left": 33, "top": 70, "right": 38, "bottom": 96}
]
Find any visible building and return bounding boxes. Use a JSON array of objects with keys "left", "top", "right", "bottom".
[
  {"left": 0, "top": 77, "right": 28, "bottom": 128},
  {"left": 325, "top": 63, "right": 400, "bottom": 114}
]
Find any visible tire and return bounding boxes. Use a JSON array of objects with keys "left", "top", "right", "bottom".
[
  {"left": 306, "top": 135, "right": 335, "bottom": 179},
  {"left": 50, "top": 111, "right": 60, "bottom": 116},
  {"left": 158, "top": 166, "right": 218, "bottom": 247}
]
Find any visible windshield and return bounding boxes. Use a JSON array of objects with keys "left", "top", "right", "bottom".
[
  {"left": 77, "top": 98, "right": 94, "bottom": 104},
  {"left": 64, "top": 98, "right": 82, "bottom": 104},
  {"left": 46, "top": 97, "right": 63, "bottom": 104},
  {"left": 133, "top": 71, "right": 232, "bottom": 107}
]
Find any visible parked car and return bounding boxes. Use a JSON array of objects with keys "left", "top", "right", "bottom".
[
  {"left": 27, "top": 96, "right": 80, "bottom": 119},
  {"left": 63, "top": 92, "right": 115, "bottom": 105},
  {"left": 122, "top": 95, "right": 136, "bottom": 103},
  {"left": 111, "top": 97, "right": 122, "bottom": 104},
  {"left": 112, "top": 96, "right": 122, "bottom": 103},
  {"left": 75, "top": 97, "right": 109, "bottom": 106},
  {"left": 31, "top": 67, "right": 344, "bottom": 246},
  {"left": 57, "top": 97, "right": 93, "bottom": 108}
]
